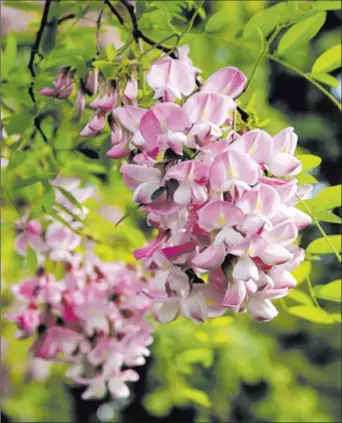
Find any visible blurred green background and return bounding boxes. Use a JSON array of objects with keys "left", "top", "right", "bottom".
[{"left": 1, "top": 1, "right": 341, "bottom": 422}]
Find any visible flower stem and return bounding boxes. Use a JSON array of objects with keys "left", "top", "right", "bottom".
[
  {"left": 306, "top": 277, "right": 321, "bottom": 308},
  {"left": 296, "top": 194, "right": 342, "bottom": 263}
]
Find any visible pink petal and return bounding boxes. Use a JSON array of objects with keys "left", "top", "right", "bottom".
[
  {"left": 106, "top": 141, "right": 130, "bottom": 159},
  {"left": 202, "top": 66, "right": 247, "bottom": 98},
  {"left": 174, "top": 181, "right": 192, "bottom": 205},
  {"left": 192, "top": 243, "right": 226, "bottom": 269},
  {"left": 222, "top": 280, "right": 247, "bottom": 308},
  {"left": 232, "top": 255, "right": 259, "bottom": 281},
  {"left": 267, "top": 153, "right": 302, "bottom": 177}
]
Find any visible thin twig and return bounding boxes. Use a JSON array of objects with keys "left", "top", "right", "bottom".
[
  {"left": 178, "top": 0, "right": 205, "bottom": 44},
  {"left": 296, "top": 194, "right": 342, "bottom": 263},
  {"left": 28, "top": 0, "right": 52, "bottom": 79},
  {"left": 267, "top": 54, "right": 342, "bottom": 111},
  {"left": 245, "top": 24, "right": 283, "bottom": 93},
  {"left": 104, "top": 0, "right": 124, "bottom": 25},
  {"left": 116, "top": 0, "right": 177, "bottom": 58},
  {"left": 56, "top": 13, "right": 76, "bottom": 25},
  {"left": 306, "top": 277, "right": 321, "bottom": 308},
  {"left": 96, "top": 1, "right": 105, "bottom": 56}
]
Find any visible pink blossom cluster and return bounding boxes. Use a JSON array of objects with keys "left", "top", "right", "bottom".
[
  {"left": 14, "top": 176, "right": 92, "bottom": 261},
  {"left": 94, "top": 45, "right": 311, "bottom": 323},
  {"left": 7, "top": 177, "right": 153, "bottom": 399}
]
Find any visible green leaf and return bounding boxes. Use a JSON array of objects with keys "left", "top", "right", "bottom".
[
  {"left": 312, "top": 44, "right": 342, "bottom": 74},
  {"left": 41, "top": 184, "right": 56, "bottom": 212},
  {"left": 9, "top": 151, "right": 27, "bottom": 168},
  {"left": 313, "top": 1, "right": 342, "bottom": 11},
  {"left": 13, "top": 174, "right": 55, "bottom": 190},
  {"left": 315, "top": 210, "right": 342, "bottom": 224},
  {"left": 182, "top": 387, "right": 211, "bottom": 408},
  {"left": 42, "top": 17, "right": 58, "bottom": 54},
  {"left": 291, "top": 261, "right": 312, "bottom": 284},
  {"left": 54, "top": 186, "right": 84, "bottom": 211},
  {"left": 307, "top": 235, "right": 342, "bottom": 255},
  {"left": 205, "top": 12, "right": 228, "bottom": 33},
  {"left": 287, "top": 289, "right": 314, "bottom": 305},
  {"left": 277, "top": 12, "right": 326, "bottom": 56},
  {"left": 296, "top": 173, "right": 318, "bottom": 184},
  {"left": 7, "top": 113, "right": 31, "bottom": 135},
  {"left": 106, "top": 43, "right": 117, "bottom": 61},
  {"left": 243, "top": 3, "right": 286, "bottom": 39},
  {"left": 312, "top": 185, "right": 342, "bottom": 210},
  {"left": 313, "top": 280, "right": 341, "bottom": 302},
  {"left": 1, "top": 32, "right": 17, "bottom": 78},
  {"left": 311, "top": 73, "right": 339, "bottom": 88},
  {"left": 296, "top": 154, "right": 322, "bottom": 171},
  {"left": 26, "top": 246, "right": 38, "bottom": 273},
  {"left": 288, "top": 306, "right": 335, "bottom": 324}
]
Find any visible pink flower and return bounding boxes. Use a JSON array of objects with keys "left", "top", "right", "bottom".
[
  {"left": 14, "top": 218, "right": 46, "bottom": 256},
  {"left": 120, "top": 163, "right": 164, "bottom": 204},
  {"left": 113, "top": 105, "right": 148, "bottom": 148},
  {"left": 85, "top": 68, "right": 99, "bottom": 95},
  {"left": 184, "top": 91, "right": 236, "bottom": 143},
  {"left": 164, "top": 160, "right": 209, "bottom": 205},
  {"left": 201, "top": 66, "right": 247, "bottom": 98},
  {"left": 209, "top": 148, "right": 259, "bottom": 199},
  {"left": 40, "top": 67, "right": 74, "bottom": 99},
  {"left": 124, "top": 67, "right": 138, "bottom": 103},
  {"left": 89, "top": 81, "right": 118, "bottom": 112},
  {"left": 266, "top": 127, "right": 302, "bottom": 176},
  {"left": 79, "top": 110, "right": 107, "bottom": 137},
  {"left": 146, "top": 56, "right": 196, "bottom": 102},
  {"left": 140, "top": 102, "right": 190, "bottom": 154},
  {"left": 45, "top": 221, "right": 81, "bottom": 262}
]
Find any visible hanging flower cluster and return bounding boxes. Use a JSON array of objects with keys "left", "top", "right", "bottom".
[
  {"left": 6, "top": 177, "right": 153, "bottom": 400},
  {"left": 8, "top": 46, "right": 313, "bottom": 398},
  {"left": 74, "top": 45, "right": 312, "bottom": 324}
]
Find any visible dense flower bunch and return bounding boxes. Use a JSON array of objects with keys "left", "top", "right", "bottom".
[
  {"left": 6, "top": 177, "right": 153, "bottom": 400},
  {"left": 73, "top": 44, "right": 312, "bottom": 324}
]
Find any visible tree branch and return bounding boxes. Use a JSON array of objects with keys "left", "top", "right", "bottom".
[
  {"left": 56, "top": 13, "right": 76, "bottom": 25},
  {"left": 28, "top": 0, "right": 52, "bottom": 79},
  {"left": 104, "top": 0, "right": 124, "bottom": 25},
  {"left": 96, "top": 1, "right": 105, "bottom": 56},
  {"left": 112, "top": 0, "right": 177, "bottom": 58}
]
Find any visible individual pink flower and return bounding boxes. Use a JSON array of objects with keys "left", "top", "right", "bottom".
[
  {"left": 164, "top": 160, "right": 209, "bottom": 205},
  {"left": 201, "top": 66, "right": 247, "bottom": 98},
  {"left": 75, "top": 88, "right": 86, "bottom": 121},
  {"left": 140, "top": 102, "right": 190, "bottom": 154},
  {"left": 79, "top": 110, "right": 107, "bottom": 137},
  {"left": 209, "top": 148, "right": 259, "bottom": 199},
  {"left": 184, "top": 91, "right": 236, "bottom": 143},
  {"left": 146, "top": 56, "right": 196, "bottom": 102},
  {"left": 120, "top": 164, "right": 164, "bottom": 204},
  {"left": 40, "top": 67, "right": 74, "bottom": 99},
  {"left": 14, "top": 218, "right": 46, "bottom": 256},
  {"left": 85, "top": 68, "right": 99, "bottom": 95},
  {"left": 266, "top": 127, "right": 302, "bottom": 176},
  {"left": 45, "top": 221, "right": 81, "bottom": 262},
  {"left": 113, "top": 105, "right": 148, "bottom": 148},
  {"left": 89, "top": 81, "right": 118, "bottom": 112},
  {"left": 124, "top": 67, "right": 138, "bottom": 103},
  {"left": 235, "top": 183, "right": 281, "bottom": 234},
  {"left": 230, "top": 129, "right": 273, "bottom": 166}
]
